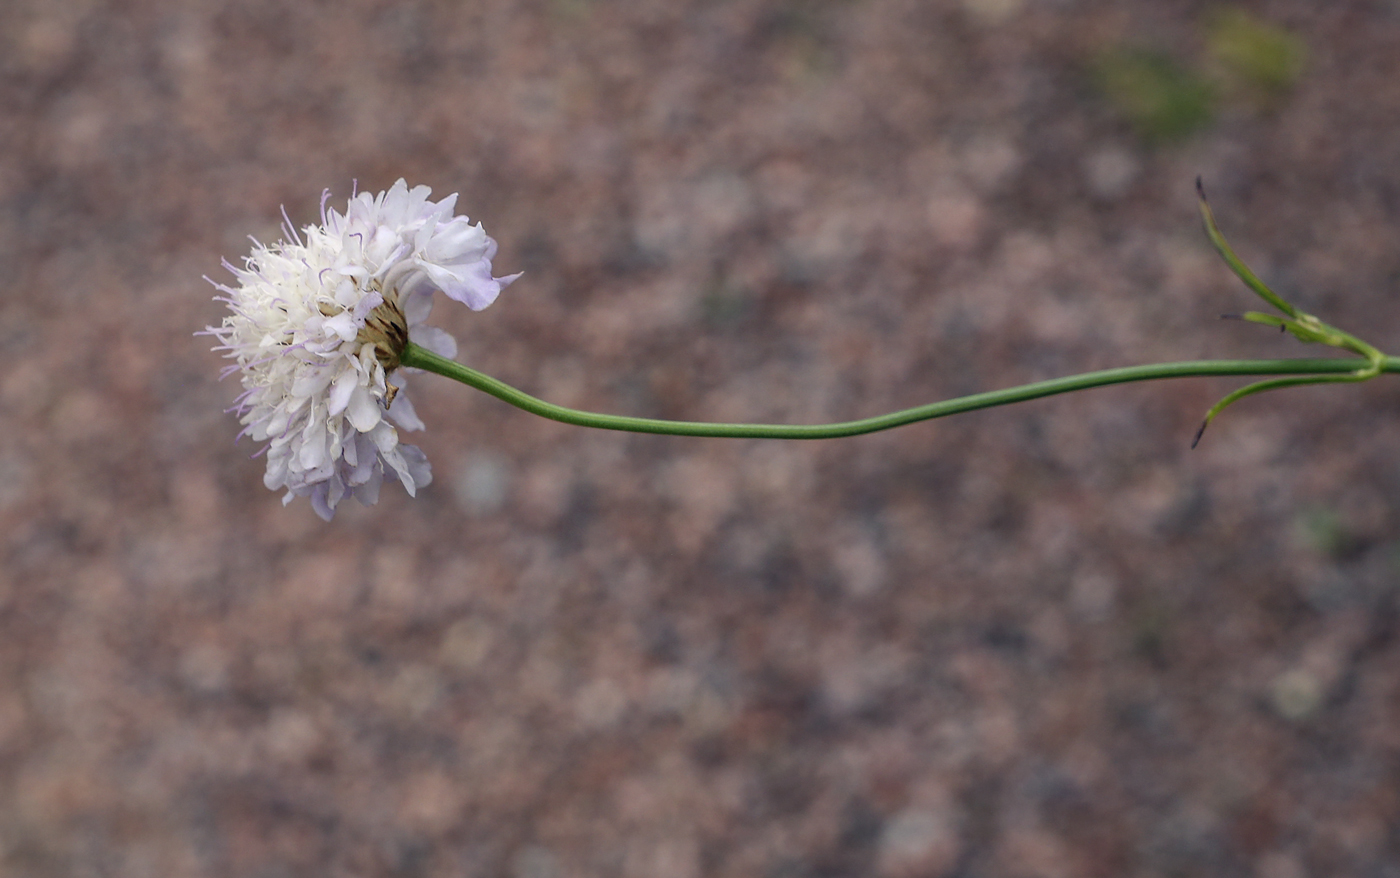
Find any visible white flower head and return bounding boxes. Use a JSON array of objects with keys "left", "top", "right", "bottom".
[{"left": 206, "top": 179, "right": 519, "bottom": 520}]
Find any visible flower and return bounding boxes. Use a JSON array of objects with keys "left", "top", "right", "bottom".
[{"left": 206, "top": 179, "right": 519, "bottom": 520}]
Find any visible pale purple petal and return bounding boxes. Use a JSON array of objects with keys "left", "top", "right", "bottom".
[
  {"left": 400, "top": 289, "right": 435, "bottom": 327},
  {"left": 352, "top": 465, "right": 383, "bottom": 505},
  {"left": 411, "top": 326, "right": 457, "bottom": 359},
  {"left": 387, "top": 391, "right": 425, "bottom": 432},
  {"left": 346, "top": 385, "right": 382, "bottom": 432},
  {"left": 309, "top": 483, "right": 335, "bottom": 521},
  {"left": 328, "top": 367, "right": 359, "bottom": 416}
]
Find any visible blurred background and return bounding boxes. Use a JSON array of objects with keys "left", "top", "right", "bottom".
[{"left": 3, "top": 0, "right": 1400, "bottom": 875}]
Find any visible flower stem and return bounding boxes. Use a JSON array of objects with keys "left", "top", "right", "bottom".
[{"left": 401, "top": 342, "right": 1400, "bottom": 441}]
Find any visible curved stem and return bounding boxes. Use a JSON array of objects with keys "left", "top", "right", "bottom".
[{"left": 401, "top": 343, "right": 1400, "bottom": 440}]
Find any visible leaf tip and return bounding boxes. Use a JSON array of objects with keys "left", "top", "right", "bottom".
[{"left": 1191, "top": 419, "right": 1208, "bottom": 449}]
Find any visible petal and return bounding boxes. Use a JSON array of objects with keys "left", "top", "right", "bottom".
[
  {"left": 381, "top": 447, "right": 415, "bottom": 495},
  {"left": 263, "top": 453, "right": 289, "bottom": 490},
  {"left": 346, "top": 385, "right": 382, "bottom": 432},
  {"left": 411, "top": 326, "right": 457, "bottom": 360},
  {"left": 323, "top": 311, "right": 358, "bottom": 341},
  {"left": 334, "top": 278, "right": 361, "bottom": 307},
  {"left": 387, "top": 390, "right": 425, "bottom": 431},
  {"left": 298, "top": 436, "right": 326, "bottom": 470},
  {"left": 352, "top": 465, "right": 384, "bottom": 505},
  {"left": 433, "top": 191, "right": 459, "bottom": 218},
  {"left": 400, "top": 289, "right": 435, "bottom": 326},
  {"left": 328, "top": 367, "right": 359, "bottom": 416},
  {"left": 400, "top": 444, "right": 432, "bottom": 490},
  {"left": 309, "top": 483, "right": 335, "bottom": 521},
  {"left": 421, "top": 262, "right": 505, "bottom": 310},
  {"left": 351, "top": 289, "right": 384, "bottom": 320},
  {"left": 326, "top": 472, "right": 346, "bottom": 509},
  {"left": 369, "top": 422, "right": 400, "bottom": 454},
  {"left": 423, "top": 219, "right": 487, "bottom": 261},
  {"left": 291, "top": 368, "right": 335, "bottom": 399},
  {"left": 378, "top": 179, "right": 411, "bottom": 222}
]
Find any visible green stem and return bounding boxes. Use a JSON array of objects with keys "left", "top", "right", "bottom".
[{"left": 401, "top": 342, "right": 1400, "bottom": 440}]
